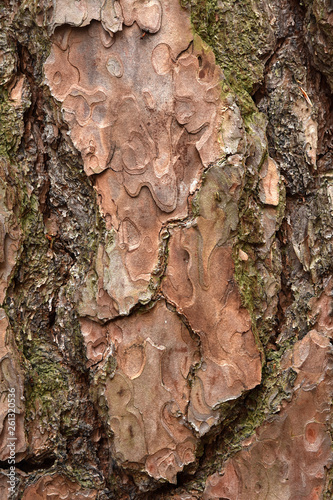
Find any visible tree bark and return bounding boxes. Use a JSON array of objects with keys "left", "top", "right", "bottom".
[{"left": 0, "top": 0, "right": 332, "bottom": 498}]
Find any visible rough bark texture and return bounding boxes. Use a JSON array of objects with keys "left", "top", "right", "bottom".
[{"left": 0, "top": 0, "right": 332, "bottom": 498}]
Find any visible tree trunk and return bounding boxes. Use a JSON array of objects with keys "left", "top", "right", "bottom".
[{"left": 0, "top": 0, "right": 332, "bottom": 498}]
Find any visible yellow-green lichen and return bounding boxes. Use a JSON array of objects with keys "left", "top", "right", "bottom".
[
  {"left": 25, "top": 342, "right": 70, "bottom": 420},
  {"left": 186, "top": 0, "right": 275, "bottom": 117}
]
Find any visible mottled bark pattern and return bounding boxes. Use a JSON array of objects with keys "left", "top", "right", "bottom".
[
  {"left": 203, "top": 331, "right": 333, "bottom": 499},
  {"left": 0, "top": 0, "right": 332, "bottom": 498},
  {"left": 43, "top": 0, "right": 261, "bottom": 482}
]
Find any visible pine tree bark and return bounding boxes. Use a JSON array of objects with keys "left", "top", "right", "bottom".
[{"left": 0, "top": 0, "right": 332, "bottom": 498}]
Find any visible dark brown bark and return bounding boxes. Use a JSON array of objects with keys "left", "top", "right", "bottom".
[{"left": 0, "top": 0, "right": 332, "bottom": 499}]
